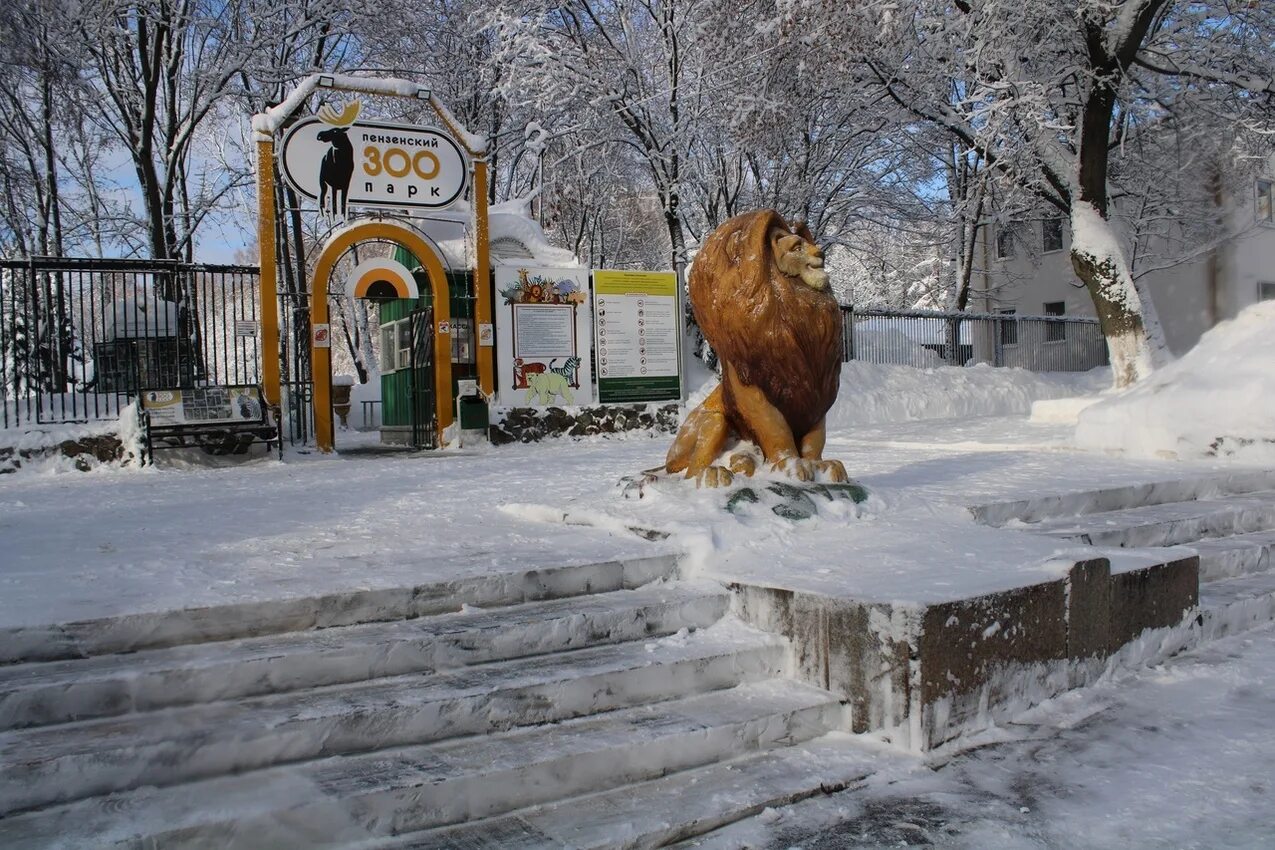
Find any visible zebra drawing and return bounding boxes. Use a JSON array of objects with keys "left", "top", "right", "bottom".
[{"left": 549, "top": 356, "right": 582, "bottom": 388}]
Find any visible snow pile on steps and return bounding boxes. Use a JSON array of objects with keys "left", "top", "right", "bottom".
[{"left": 1076, "top": 301, "right": 1275, "bottom": 463}]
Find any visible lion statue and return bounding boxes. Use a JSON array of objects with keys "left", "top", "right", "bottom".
[{"left": 665, "top": 209, "right": 847, "bottom": 487}]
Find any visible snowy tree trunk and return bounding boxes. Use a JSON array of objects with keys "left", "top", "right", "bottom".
[{"left": 1070, "top": 203, "right": 1162, "bottom": 388}]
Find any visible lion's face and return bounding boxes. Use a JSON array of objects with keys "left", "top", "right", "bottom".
[{"left": 770, "top": 228, "right": 829, "bottom": 291}]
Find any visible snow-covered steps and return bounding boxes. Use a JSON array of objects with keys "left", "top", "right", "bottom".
[
  {"left": 0, "top": 582, "right": 727, "bottom": 731},
  {"left": 0, "top": 617, "right": 786, "bottom": 816},
  {"left": 726, "top": 551, "right": 1199, "bottom": 752},
  {"left": 1191, "top": 530, "right": 1275, "bottom": 582},
  {"left": 1018, "top": 491, "right": 1275, "bottom": 549},
  {"left": 970, "top": 469, "right": 1275, "bottom": 527},
  {"left": 0, "top": 553, "right": 679, "bottom": 665},
  {"left": 0, "top": 680, "right": 844, "bottom": 849},
  {"left": 389, "top": 734, "right": 880, "bottom": 850},
  {"left": 1198, "top": 572, "right": 1275, "bottom": 642}
]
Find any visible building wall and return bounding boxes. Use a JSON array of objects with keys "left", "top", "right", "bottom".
[
  {"left": 978, "top": 168, "right": 1275, "bottom": 356},
  {"left": 973, "top": 216, "right": 1094, "bottom": 319}
]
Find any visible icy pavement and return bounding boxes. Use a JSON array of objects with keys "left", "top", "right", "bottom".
[
  {"left": 680, "top": 623, "right": 1275, "bottom": 850},
  {"left": 0, "top": 411, "right": 1255, "bottom": 628}
]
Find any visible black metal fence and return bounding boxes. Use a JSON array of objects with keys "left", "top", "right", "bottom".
[
  {"left": 843, "top": 306, "right": 1109, "bottom": 372},
  {"left": 1, "top": 258, "right": 262, "bottom": 429}
]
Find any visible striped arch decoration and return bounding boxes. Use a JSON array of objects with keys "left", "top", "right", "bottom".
[{"left": 345, "top": 256, "right": 420, "bottom": 300}]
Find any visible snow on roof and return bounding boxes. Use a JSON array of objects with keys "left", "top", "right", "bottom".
[
  {"left": 487, "top": 200, "right": 579, "bottom": 268},
  {"left": 855, "top": 316, "right": 972, "bottom": 345},
  {"left": 252, "top": 73, "right": 486, "bottom": 156},
  {"left": 102, "top": 296, "right": 181, "bottom": 341},
  {"left": 851, "top": 326, "right": 943, "bottom": 367},
  {"left": 409, "top": 197, "right": 580, "bottom": 270}
]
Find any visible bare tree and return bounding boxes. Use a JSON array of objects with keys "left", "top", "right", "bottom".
[
  {"left": 782, "top": 0, "right": 1274, "bottom": 387},
  {"left": 78, "top": 0, "right": 266, "bottom": 263},
  {"left": 489, "top": 0, "right": 722, "bottom": 279}
]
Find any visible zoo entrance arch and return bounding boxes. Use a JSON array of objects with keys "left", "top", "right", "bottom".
[
  {"left": 310, "top": 220, "right": 454, "bottom": 452},
  {"left": 253, "top": 73, "right": 495, "bottom": 453}
]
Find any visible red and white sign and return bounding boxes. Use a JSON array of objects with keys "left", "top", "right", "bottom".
[{"left": 312, "top": 323, "right": 331, "bottom": 349}]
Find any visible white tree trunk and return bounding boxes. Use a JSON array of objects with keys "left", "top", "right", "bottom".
[{"left": 1070, "top": 202, "right": 1161, "bottom": 389}]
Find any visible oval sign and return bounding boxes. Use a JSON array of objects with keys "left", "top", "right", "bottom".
[{"left": 280, "top": 116, "right": 468, "bottom": 214}]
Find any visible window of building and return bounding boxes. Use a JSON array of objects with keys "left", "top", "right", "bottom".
[
  {"left": 1259, "top": 282, "right": 1275, "bottom": 302},
  {"left": 1042, "top": 218, "right": 1064, "bottom": 253},
  {"left": 1044, "top": 301, "right": 1066, "bottom": 342},
  {"left": 382, "top": 314, "right": 474, "bottom": 372},
  {"left": 995, "top": 224, "right": 1015, "bottom": 260},
  {"left": 379, "top": 324, "right": 398, "bottom": 373},
  {"left": 998, "top": 308, "right": 1018, "bottom": 346},
  {"left": 450, "top": 317, "right": 474, "bottom": 364},
  {"left": 1257, "top": 179, "right": 1274, "bottom": 224},
  {"left": 396, "top": 319, "right": 413, "bottom": 371}
]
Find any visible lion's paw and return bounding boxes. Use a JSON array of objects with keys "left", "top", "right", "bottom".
[
  {"left": 694, "top": 465, "right": 735, "bottom": 489},
  {"left": 771, "top": 457, "right": 815, "bottom": 482},
  {"left": 814, "top": 459, "right": 849, "bottom": 483},
  {"left": 728, "top": 452, "right": 758, "bottom": 478}
]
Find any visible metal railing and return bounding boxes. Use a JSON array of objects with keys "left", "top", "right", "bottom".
[
  {"left": 1, "top": 258, "right": 262, "bottom": 429},
  {"left": 843, "top": 305, "right": 1109, "bottom": 372}
]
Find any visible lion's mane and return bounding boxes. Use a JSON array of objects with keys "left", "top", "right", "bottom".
[{"left": 690, "top": 209, "right": 843, "bottom": 444}]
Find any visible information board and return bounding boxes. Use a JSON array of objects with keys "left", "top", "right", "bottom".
[
  {"left": 494, "top": 267, "right": 593, "bottom": 406},
  {"left": 593, "top": 270, "right": 681, "bottom": 404},
  {"left": 141, "top": 386, "right": 264, "bottom": 427}
]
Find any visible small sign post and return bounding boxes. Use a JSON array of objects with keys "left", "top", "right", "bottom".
[{"left": 312, "top": 323, "right": 331, "bottom": 349}]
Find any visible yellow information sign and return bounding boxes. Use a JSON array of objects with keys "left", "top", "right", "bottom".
[{"left": 592, "top": 270, "right": 681, "bottom": 404}]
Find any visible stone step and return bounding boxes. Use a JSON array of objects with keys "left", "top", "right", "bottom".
[
  {"left": 1192, "top": 530, "right": 1275, "bottom": 583},
  {"left": 970, "top": 469, "right": 1275, "bottom": 527},
  {"left": 0, "top": 554, "right": 679, "bottom": 665},
  {"left": 1021, "top": 491, "right": 1275, "bottom": 549},
  {"left": 0, "top": 581, "right": 728, "bottom": 732},
  {"left": 389, "top": 734, "right": 883, "bottom": 850},
  {"left": 1198, "top": 571, "right": 1275, "bottom": 643},
  {"left": 0, "top": 680, "right": 843, "bottom": 849},
  {"left": 0, "top": 618, "right": 785, "bottom": 817}
]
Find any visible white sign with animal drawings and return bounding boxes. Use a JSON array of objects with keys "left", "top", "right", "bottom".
[
  {"left": 279, "top": 102, "right": 468, "bottom": 217},
  {"left": 494, "top": 267, "right": 594, "bottom": 407}
]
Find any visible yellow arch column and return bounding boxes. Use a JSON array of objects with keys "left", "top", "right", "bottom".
[
  {"left": 472, "top": 159, "right": 494, "bottom": 397},
  {"left": 310, "top": 221, "right": 453, "bottom": 453},
  {"left": 255, "top": 138, "right": 281, "bottom": 409}
]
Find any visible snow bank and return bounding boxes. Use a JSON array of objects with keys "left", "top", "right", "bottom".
[
  {"left": 828, "top": 361, "right": 1108, "bottom": 429},
  {"left": 1075, "top": 301, "right": 1275, "bottom": 462},
  {"left": 0, "top": 406, "right": 143, "bottom": 475}
]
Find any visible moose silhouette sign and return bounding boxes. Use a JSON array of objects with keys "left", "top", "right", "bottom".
[{"left": 280, "top": 101, "right": 468, "bottom": 217}]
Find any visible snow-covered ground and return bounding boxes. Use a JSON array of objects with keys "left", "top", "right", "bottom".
[
  {"left": 0, "top": 362, "right": 1251, "bottom": 628},
  {"left": 1077, "top": 301, "right": 1275, "bottom": 464},
  {"left": 4, "top": 358, "right": 1274, "bottom": 847}
]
